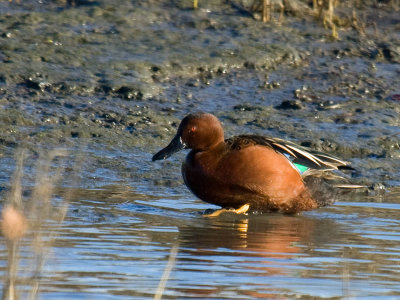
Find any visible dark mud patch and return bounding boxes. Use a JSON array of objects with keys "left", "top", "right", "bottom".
[{"left": 0, "top": 0, "right": 399, "bottom": 191}]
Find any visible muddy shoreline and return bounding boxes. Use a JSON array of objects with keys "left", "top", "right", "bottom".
[{"left": 0, "top": 0, "right": 399, "bottom": 190}]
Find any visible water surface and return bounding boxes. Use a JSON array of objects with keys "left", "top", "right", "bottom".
[{"left": 1, "top": 179, "right": 399, "bottom": 299}]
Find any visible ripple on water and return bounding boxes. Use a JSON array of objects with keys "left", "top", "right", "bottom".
[{"left": 0, "top": 183, "right": 400, "bottom": 299}]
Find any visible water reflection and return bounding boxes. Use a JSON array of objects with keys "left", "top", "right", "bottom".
[
  {"left": 1, "top": 184, "right": 399, "bottom": 299},
  {"left": 176, "top": 213, "right": 347, "bottom": 298},
  {"left": 180, "top": 214, "right": 315, "bottom": 256}
]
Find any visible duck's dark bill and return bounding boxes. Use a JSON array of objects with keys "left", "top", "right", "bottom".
[{"left": 152, "top": 135, "right": 185, "bottom": 161}]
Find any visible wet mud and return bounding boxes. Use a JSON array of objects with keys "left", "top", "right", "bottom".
[{"left": 0, "top": 0, "right": 399, "bottom": 189}]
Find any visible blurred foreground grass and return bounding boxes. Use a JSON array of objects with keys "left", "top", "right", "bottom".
[{"left": 1, "top": 149, "right": 78, "bottom": 300}]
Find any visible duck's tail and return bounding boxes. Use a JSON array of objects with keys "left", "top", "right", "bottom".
[{"left": 303, "top": 173, "right": 368, "bottom": 207}]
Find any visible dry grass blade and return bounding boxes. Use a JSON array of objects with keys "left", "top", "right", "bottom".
[
  {"left": 1, "top": 147, "right": 81, "bottom": 300},
  {"left": 1, "top": 149, "right": 27, "bottom": 300},
  {"left": 154, "top": 244, "right": 179, "bottom": 300}
]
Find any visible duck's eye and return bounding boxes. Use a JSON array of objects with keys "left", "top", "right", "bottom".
[{"left": 189, "top": 126, "right": 196, "bottom": 133}]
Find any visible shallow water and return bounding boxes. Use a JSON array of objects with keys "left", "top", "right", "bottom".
[
  {"left": 0, "top": 0, "right": 400, "bottom": 299},
  {"left": 1, "top": 183, "right": 400, "bottom": 299}
]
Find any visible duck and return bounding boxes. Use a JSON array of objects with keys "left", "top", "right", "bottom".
[{"left": 153, "top": 112, "right": 359, "bottom": 215}]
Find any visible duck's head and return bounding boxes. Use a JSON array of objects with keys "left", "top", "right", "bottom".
[{"left": 152, "top": 112, "right": 224, "bottom": 161}]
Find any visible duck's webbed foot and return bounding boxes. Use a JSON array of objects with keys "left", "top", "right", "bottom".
[{"left": 203, "top": 204, "right": 250, "bottom": 217}]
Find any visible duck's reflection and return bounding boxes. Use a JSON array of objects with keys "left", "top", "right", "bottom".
[
  {"left": 179, "top": 213, "right": 342, "bottom": 272},
  {"left": 176, "top": 213, "right": 342, "bottom": 298},
  {"left": 182, "top": 214, "right": 331, "bottom": 252}
]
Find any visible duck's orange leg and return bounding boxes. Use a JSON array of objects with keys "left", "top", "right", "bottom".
[{"left": 203, "top": 204, "right": 250, "bottom": 217}]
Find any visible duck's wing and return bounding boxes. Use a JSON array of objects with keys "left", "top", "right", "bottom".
[{"left": 225, "top": 135, "right": 349, "bottom": 171}]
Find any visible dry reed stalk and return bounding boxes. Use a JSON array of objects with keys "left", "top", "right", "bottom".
[
  {"left": 262, "top": 0, "right": 271, "bottom": 22},
  {"left": 1, "top": 148, "right": 79, "bottom": 300},
  {"left": 27, "top": 150, "right": 69, "bottom": 300},
  {"left": 1, "top": 150, "right": 27, "bottom": 300},
  {"left": 154, "top": 244, "right": 179, "bottom": 300},
  {"left": 313, "top": 0, "right": 339, "bottom": 39},
  {"left": 1, "top": 206, "right": 28, "bottom": 300}
]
